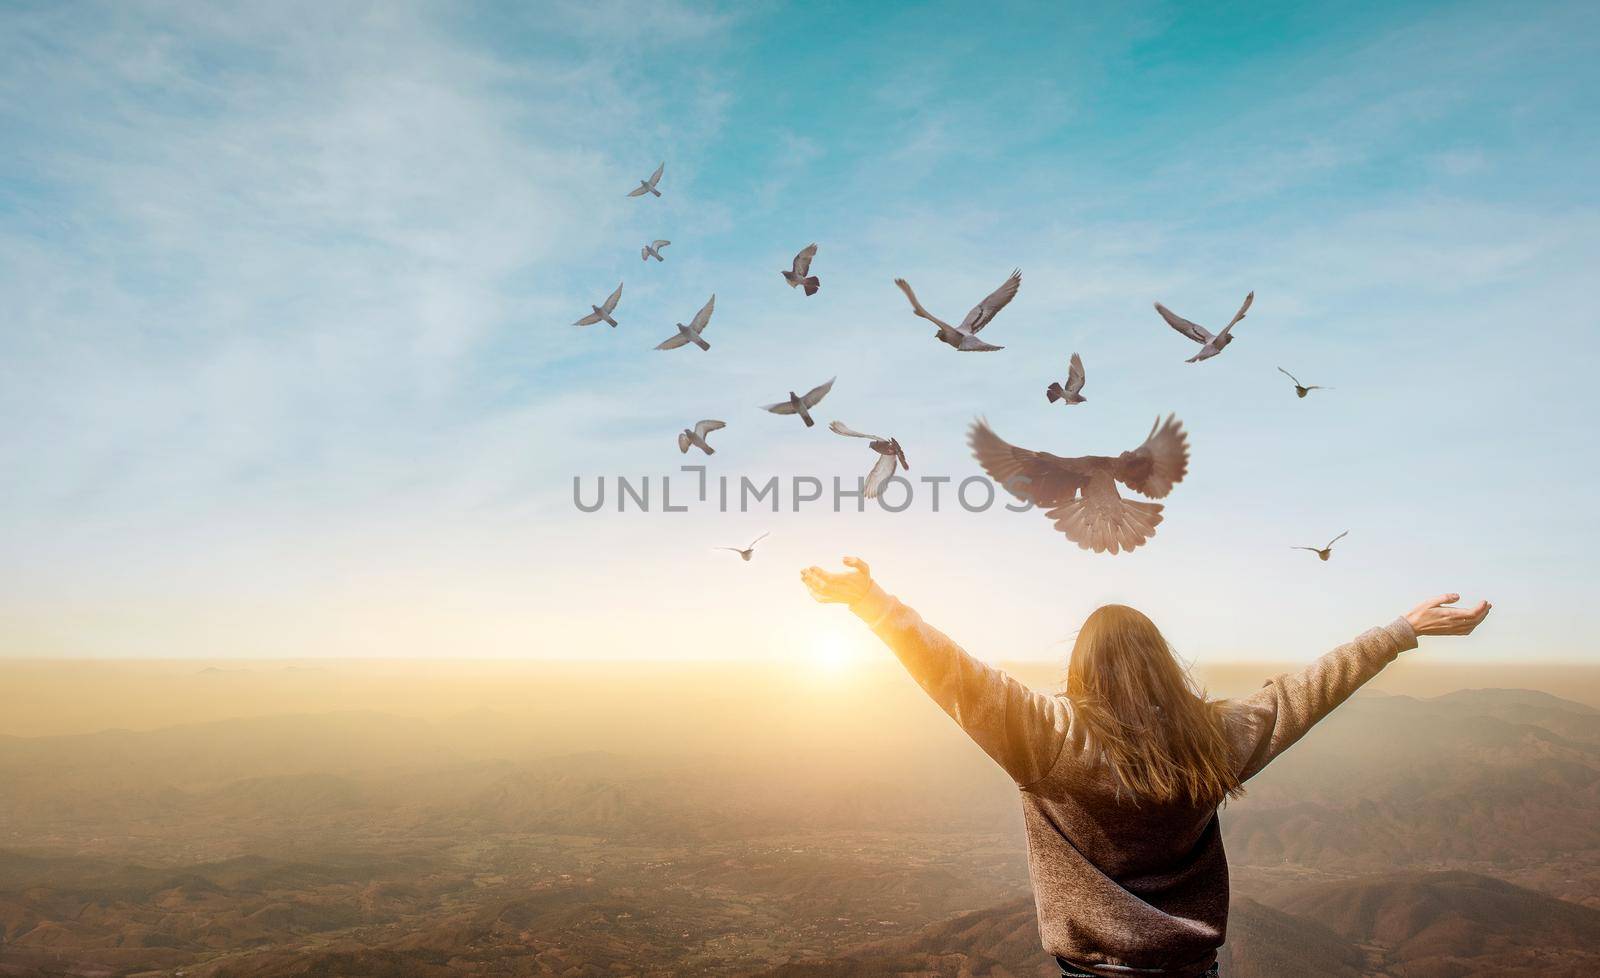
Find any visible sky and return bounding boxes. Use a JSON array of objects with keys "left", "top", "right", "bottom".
[{"left": 1, "top": 0, "right": 1597, "bottom": 665}]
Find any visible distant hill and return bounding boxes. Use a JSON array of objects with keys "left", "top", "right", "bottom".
[
  {"left": 1214, "top": 897, "right": 1365, "bottom": 978},
  {"left": 1223, "top": 687, "right": 1600, "bottom": 905},
  {"left": 1273, "top": 870, "right": 1600, "bottom": 977},
  {"left": 753, "top": 897, "right": 1057, "bottom": 978},
  {"left": 757, "top": 873, "right": 1600, "bottom": 978},
  {"left": 755, "top": 894, "right": 1368, "bottom": 978},
  {"left": 1, "top": 687, "right": 1596, "bottom": 976}
]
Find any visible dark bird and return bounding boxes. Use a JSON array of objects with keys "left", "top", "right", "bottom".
[
  {"left": 718, "top": 532, "right": 769, "bottom": 562},
  {"left": 656, "top": 295, "right": 716, "bottom": 351},
  {"left": 1277, "top": 366, "right": 1330, "bottom": 398},
  {"left": 783, "top": 243, "right": 821, "bottom": 295},
  {"left": 627, "top": 162, "right": 665, "bottom": 198},
  {"left": 969, "top": 414, "right": 1190, "bottom": 554},
  {"left": 1293, "top": 530, "right": 1349, "bottom": 561},
  {"left": 893, "top": 269, "right": 1020, "bottom": 352},
  {"left": 574, "top": 282, "right": 623, "bottom": 327},
  {"left": 1046, "top": 353, "right": 1087, "bottom": 405},
  {"left": 760, "top": 377, "right": 835, "bottom": 427},
  {"left": 678, "top": 419, "right": 725, "bottom": 455},
  {"left": 829, "top": 422, "right": 909, "bottom": 499},
  {"left": 1155, "top": 291, "right": 1254, "bottom": 362},
  {"left": 641, "top": 239, "right": 670, "bottom": 262}
]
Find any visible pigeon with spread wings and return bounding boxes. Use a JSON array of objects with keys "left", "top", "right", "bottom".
[
  {"left": 782, "top": 243, "right": 820, "bottom": 295},
  {"left": 641, "top": 240, "right": 670, "bottom": 262},
  {"left": 574, "top": 282, "right": 623, "bottom": 327},
  {"left": 1293, "top": 530, "right": 1348, "bottom": 561},
  {"left": 1047, "top": 352, "right": 1087, "bottom": 405},
  {"left": 678, "top": 419, "right": 725, "bottom": 455},
  {"left": 830, "top": 422, "right": 909, "bottom": 499},
  {"left": 1155, "top": 291, "right": 1254, "bottom": 362},
  {"left": 627, "top": 162, "right": 665, "bottom": 198},
  {"left": 760, "top": 377, "right": 835, "bottom": 428},
  {"left": 969, "top": 415, "right": 1189, "bottom": 554},
  {"left": 656, "top": 295, "right": 716, "bottom": 351},
  {"left": 718, "top": 532, "right": 769, "bottom": 562},
  {"left": 893, "top": 269, "right": 1020, "bottom": 352},
  {"left": 1277, "top": 366, "right": 1330, "bottom": 398}
]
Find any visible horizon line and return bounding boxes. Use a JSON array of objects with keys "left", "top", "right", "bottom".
[{"left": 2, "top": 655, "right": 1595, "bottom": 667}]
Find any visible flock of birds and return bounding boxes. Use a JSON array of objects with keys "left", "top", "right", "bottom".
[{"left": 577, "top": 161, "right": 1343, "bottom": 560}]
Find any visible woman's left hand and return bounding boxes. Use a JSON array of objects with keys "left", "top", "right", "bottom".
[{"left": 801, "top": 556, "right": 874, "bottom": 605}]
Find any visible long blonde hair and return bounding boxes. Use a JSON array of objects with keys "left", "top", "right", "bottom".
[{"left": 1066, "top": 604, "right": 1242, "bottom": 807}]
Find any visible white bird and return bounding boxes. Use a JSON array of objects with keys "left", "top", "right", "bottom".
[
  {"left": 627, "top": 162, "right": 665, "bottom": 198},
  {"left": 760, "top": 377, "right": 835, "bottom": 428},
  {"left": 573, "top": 282, "right": 623, "bottom": 328},
  {"left": 829, "top": 422, "right": 909, "bottom": 499},
  {"left": 893, "top": 270, "right": 1020, "bottom": 352},
  {"left": 656, "top": 295, "right": 716, "bottom": 351},
  {"left": 1047, "top": 353, "right": 1087, "bottom": 405},
  {"left": 1293, "top": 530, "right": 1349, "bottom": 562},
  {"left": 678, "top": 419, "right": 725, "bottom": 455},
  {"left": 1277, "top": 366, "right": 1330, "bottom": 398},
  {"left": 782, "top": 243, "right": 820, "bottom": 295},
  {"left": 717, "top": 532, "right": 769, "bottom": 561},
  {"left": 1155, "top": 291, "right": 1254, "bottom": 363},
  {"left": 641, "top": 240, "right": 671, "bottom": 262}
]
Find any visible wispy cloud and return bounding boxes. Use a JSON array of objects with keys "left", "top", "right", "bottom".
[
  {"left": 0, "top": 1, "right": 740, "bottom": 651},
  {"left": 1, "top": 0, "right": 1596, "bottom": 660}
]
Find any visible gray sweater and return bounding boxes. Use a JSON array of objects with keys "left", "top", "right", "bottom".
[{"left": 850, "top": 584, "right": 1418, "bottom": 977}]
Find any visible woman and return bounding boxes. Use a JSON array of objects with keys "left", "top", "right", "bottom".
[{"left": 801, "top": 557, "right": 1491, "bottom": 978}]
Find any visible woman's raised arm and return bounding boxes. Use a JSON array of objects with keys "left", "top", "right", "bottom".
[
  {"left": 1235, "top": 593, "right": 1492, "bottom": 781},
  {"left": 802, "top": 557, "right": 1070, "bottom": 788}
]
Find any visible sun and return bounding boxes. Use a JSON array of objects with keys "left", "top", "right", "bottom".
[{"left": 810, "top": 626, "right": 861, "bottom": 677}]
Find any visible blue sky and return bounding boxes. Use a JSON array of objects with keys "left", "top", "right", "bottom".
[{"left": 1, "top": 0, "right": 1596, "bottom": 663}]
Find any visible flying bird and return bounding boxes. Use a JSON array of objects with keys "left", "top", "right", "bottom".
[
  {"left": 1293, "top": 530, "right": 1349, "bottom": 562},
  {"left": 782, "top": 243, "right": 820, "bottom": 295},
  {"left": 718, "top": 532, "right": 769, "bottom": 562},
  {"left": 678, "top": 419, "right": 725, "bottom": 455},
  {"left": 969, "top": 415, "right": 1190, "bottom": 555},
  {"left": 760, "top": 377, "right": 835, "bottom": 428},
  {"left": 627, "top": 162, "right": 665, "bottom": 198},
  {"left": 1155, "top": 291, "right": 1255, "bottom": 362},
  {"left": 573, "top": 282, "right": 623, "bottom": 328},
  {"left": 893, "top": 269, "right": 1021, "bottom": 352},
  {"left": 1047, "top": 353, "right": 1087, "bottom": 405},
  {"left": 830, "top": 422, "right": 909, "bottom": 499},
  {"left": 656, "top": 295, "right": 716, "bottom": 351},
  {"left": 641, "top": 239, "right": 671, "bottom": 262},
  {"left": 1277, "top": 367, "right": 1330, "bottom": 398}
]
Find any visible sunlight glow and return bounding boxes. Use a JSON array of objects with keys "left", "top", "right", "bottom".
[{"left": 810, "top": 626, "right": 863, "bottom": 678}]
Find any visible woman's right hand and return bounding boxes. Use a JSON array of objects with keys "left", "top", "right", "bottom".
[
  {"left": 1404, "top": 593, "right": 1492, "bottom": 637},
  {"left": 801, "top": 556, "right": 874, "bottom": 605}
]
